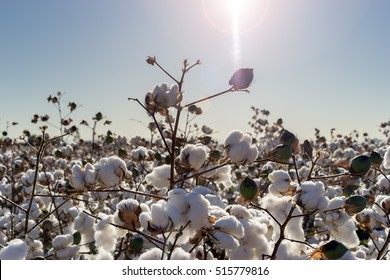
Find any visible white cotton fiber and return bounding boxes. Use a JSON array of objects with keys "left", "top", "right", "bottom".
[
  {"left": 214, "top": 215, "right": 244, "bottom": 239},
  {"left": 95, "top": 157, "right": 127, "bottom": 188},
  {"left": 145, "top": 164, "right": 172, "bottom": 189},
  {"left": 0, "top": 239, "right": 28, "bottom": 260},
  {"left": 186, "top": 192, "right": 210, "bottom": 230},
  {"left": 212, "top": 231, "right": 239, "bottom": 250},
  {"left": 384, "top": 146, "right": 390, "bottom": 169},
  {"left": 138, "top": 248, "right": 162, "bottom": 260}
]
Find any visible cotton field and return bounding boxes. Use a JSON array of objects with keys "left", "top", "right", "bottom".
[{"left": 1, "top": 57, "right": 390, "bottom": 260}]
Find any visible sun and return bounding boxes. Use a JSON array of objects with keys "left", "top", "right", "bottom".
[{"left": 201, "top": 0, "right": 270, "bottom": 34}]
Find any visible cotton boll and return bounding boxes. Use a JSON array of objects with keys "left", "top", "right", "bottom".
[
  {"left": 150, "top": 200, "right": 170, "bottom": 229},
  {"left": 268, "top": 170, "right": 291, "bottom": 197},
  {"left": 95, "top": 214, "right": 117, "bottom": 253},
  {"left": 70, "top": 164, "right": 85, "bottom": 190},
  {"left": 52, "top": 234, "right": 74, "bottom": 249},
  {"left": 214, "top": 215, "right": 244, "bottom": 239},
  {"left": 139, "top": 212, "right": 152, "bottom": 230},
  {"left": 114, "top": 199, "right": 142, "bottom": 229},
  {"left": 179, "top": 144, "right": 208, "bottom": 170},
  {"left": 26, "top": 239, "right": 44, "bottom": 259},
  {"left": 212, "top": 231, "right": 240, "bottom": 250},
  {"left": 138, "top": 248, "right": 162, "bottom": 260},
  {"left": 169, "top": 247, "right": 192, "bottom": 260},
  {"left": 95, "top": 157, "right": 127, "bottom": 188},
  {"left": 55, "top": 246, "right": 80, "bottom": 260},
  {"left": 74, "top": 211, "right": 95, "bottom": 234},
  {"left": 383, "top": 146, "right": 390, "bottom": 169},
  {"left": 84, "top": 163, "right": 96, "bottom": 186},
  {"left": 225, "top": 204, "right": 253, "bottom": 219},
  {"left": 0, "top": 239, "right": 28, "bottom": 260},
  {"left": 145, "top": 164, "right": 172, "bottom": 190},
  {"left": 227, "top": 140, "right": 250, "bottom": 163},
  {"left": 131, "top": 146, "right": 148, "bottom": 161},
  {"left": 186, "top": 192, "right": 210, "bottom": 230},
  {"left": 297, "top": 181, "right": 329, "bottom": 211},
  {"left": 224, "top": 130, "right": 257, "bottom": 164}
]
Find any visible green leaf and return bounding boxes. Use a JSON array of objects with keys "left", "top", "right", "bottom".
[
  {"left": 323, "top": 240, "right": 348, "bottom": 260},
  {"left": 73, "top": 231, "right": 82, "bottom": 245},
  {"left": 349, "top": 155, "right": 372, "bottom": 177},
  {"left": 239, "top": 176, "right": 258, "bottom": 200},
  {"left": 344, "top": 195, "right": 368, "bottom": 215}
]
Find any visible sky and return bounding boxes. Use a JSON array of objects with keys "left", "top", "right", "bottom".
[{"left": 1, "top": 0, "right": 389, "bottom": 143}]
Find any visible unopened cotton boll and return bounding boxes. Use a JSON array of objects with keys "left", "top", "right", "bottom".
[
  {"left": 145, "top": 164, "right": 172, "bottom": 189},
  {"left": 229, "top": 68, "right": 254, "bottom": 90},
  {"left": 0, "top": 239, "right": 28, "bottom": 260}
]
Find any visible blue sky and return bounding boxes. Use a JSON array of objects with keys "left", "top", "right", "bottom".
[{"left": 1, "top": 0, "right": 389, "bottom": 143}]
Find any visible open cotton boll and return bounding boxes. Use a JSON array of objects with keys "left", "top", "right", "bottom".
[
  {"left": 52, "top": 234, "right": 74, "bottom": 249},
  {"left": 150, "top": 200, "right": 170, "bottom": 229},
  {"left": 20, "top": 169, "right": 36, "bottom": 186},
  {"left": 382, "top": 146, "right": 390, "bottom": 169},
  {"left": 84, "top": 163, "right": 96, "bottom": 186},
  {"left": 26, "top": 239, "right": 44, "bottom": 259},
  {"left": 225, "top": 204, "right": 253, "bottom": 219},
  {"left": 95, "top": 157, "right": 127, "bottom": 188},
  {"left": 298, "top": 181, "right": 329, "bottom": 211},
  {"left": 212, "top": 230, "right": 240, "bottom": 250},
  {"left": 268, "top": 170, "right": 291, "bottom": 196},
  {"left": 0, "top": 239, "right": 28, "bottom": 260},
  {"left": 169, "top": 247, "right": 192, "bottom": 260},
  {"left": 186, "top": 192, "right": 210, "bottom": 230},
  {"left": 74, "top": 211, "right": 95, "bottom": 234},
  {"left": 145, "top": 164, "right": 172, "bottom": 190},
  {"left": 114, "top": 199, "right": 142, "bottom": 229},
  {"left": 138, "top": 248, "right": 162, "bottom": 260},
  {"left": 131, "top": 146, "right": 148, "bottom": 161},
  {"left": 55, "top": 246, "right": 80, "bottom": 260},
  {"left": 224, "top": 130, "right": 258, "bottom": 164},
  {"left": 70, "top": 164, "right": 85, "bottom": 190},
  {"left": 214, "top": 215, "right": 244, "bottom": 239},
  {"left": 179, "top": 144, "right": 208, "bottom": 170},
  {"left": 95, "top": 214, "right": 117, "bottom": 253}
]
